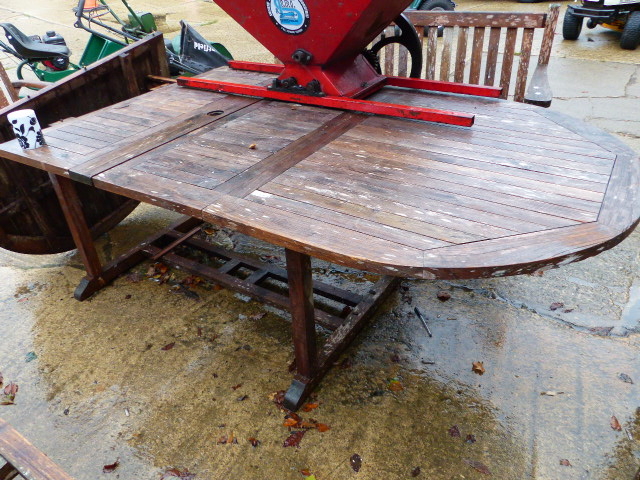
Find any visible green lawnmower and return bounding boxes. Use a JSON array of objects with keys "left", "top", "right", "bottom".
[{"left": 0, "top": 0, "right": 231, "bottom": 84}]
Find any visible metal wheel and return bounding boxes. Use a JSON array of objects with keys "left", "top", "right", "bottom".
[{"left": 365, "top": 14, "right": 423, "bottom": 78}]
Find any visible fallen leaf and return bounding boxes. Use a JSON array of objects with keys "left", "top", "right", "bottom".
[
  {"left": 270, "top": 390, "right": 286, "bottom": 409},
  {"left": 464, "top": 459, "right": 491, "bottom": 475},
  {"left": 250, "top": 312, "right": 266, "bottom": 321},
  {"left": 619, "top": 373, "right": 634, "bottom": 384},
  {"left": 283, "top": 430, "right": 306, "bottom": 448},
  {"left": 390, "top": 353, "right": 401, "bottom": 363},
  {"left": 437, "top": 291, "right": 451, "bottom": 302},
  {"left": 0, "top": 396, "right": 15, "bottom": 406},
  {"left": 102, "top": 459, "right": 119, "bottom": 473},
  {"left": 559, "top": 459, "right": 572, "bottom": 467},
  {"left": 563, "top": 308, "right": 574, "bottom": 313},
  {"left": 217, "top": 435, "right": 228, "bottom": 445},
  {"left": 237, "top": 395, "right": 248, "bottom": 401},
  {"left": 0, "top": 372, "right": 3, "bottom": 387},
  {"left": 283, "top": 417, "right": 300, "bottom": 428},
  {"left": 472, "top": 361, "right": 485, "bottom": 375},
  {"left": 300, "top": 469, "right": 311, "bottom": 476},
  {"left": 350, "top": 453, "right": 362, "bottom": 472},
  {"left": 161, "top": 342, "right": 176, "bottom": 351},
  {"left": 203, "top": 226, "right": 216, "bottom": 235},
  {"left": 160, "top": 468, "right": 196, "bottom": 479},
  {"left": 302, "top": 402, "right": 319, "bottom": 412},
  {"left": 589, "top": 326, "right": 613, "bottom": 336},
  {"left": 611, "top": 415, "right": 622, "bottom": 431},
  {"left": 248, "top": 143, "right": 257, "bottom": 149},
  {"left": 550, "top": 302, "right": 564, "bottom": 311},
  {"left": 448, "top": 425, "right": 461, "bottom": 437},
  {"left": 4, "top": 383, "right": 18, "bottom": 395},
  {"left": 316, "top": 423, "right": 330, "bottom": 432},
  {"left": 465, "top": 434, "right": 477, "bottom": 443},
  {"left": 540, "top": 391, "right": 564, "bottom": 396},
  {"left": 125, "top": 272, "right": 143, "bottom": 283},
  {"left": 411, "top": 466, "right": 421, "bottom": 477},
  {"left": 304, "top": 476, "right": 316, "bottom": 480},
  {"left": 248, "top": 437, "right": 260, "bottom": 447},
  {"left": 231, "top": 383, "right": 243, "bottom": 390},
  {"left": 388, "top": 378, "right": 404, "bottom": 392}
]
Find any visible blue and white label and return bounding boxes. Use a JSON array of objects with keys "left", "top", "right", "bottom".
[{"left": 266, "top": 0, "right": 310, "bottom": 35}]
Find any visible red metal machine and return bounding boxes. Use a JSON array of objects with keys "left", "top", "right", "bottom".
[{"left": 178, "top": 0, "right": 503, "bottom": 126}]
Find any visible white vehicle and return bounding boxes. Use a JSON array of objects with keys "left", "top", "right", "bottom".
[{"left": 563, "top": 0, "right": 640, "bottom": 50}]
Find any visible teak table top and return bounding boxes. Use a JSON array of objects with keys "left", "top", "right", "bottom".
[{"left": 1, "top": 67, "right": 638, "bottom": 279}]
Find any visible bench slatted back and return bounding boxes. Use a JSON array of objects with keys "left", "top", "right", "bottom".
[{"left": 377, "top": 5, "right": 559, "bottom": 105}]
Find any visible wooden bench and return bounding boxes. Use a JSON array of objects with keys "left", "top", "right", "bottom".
[
  {"left": 376, "top": 5, "right": 560, "bottom": 107},
  {"left": 0, "top": 418, "right": 74, "bottom": 480}
]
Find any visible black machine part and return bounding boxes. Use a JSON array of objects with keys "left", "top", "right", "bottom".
[
  {"left": 0, "top": 23, "right": 70, "bottom": 60},
  {"left": 364, "top": 14, "right": 424, "bottom": 78},
  {"left": 43, "top": 31, "right": 68, "bottom": 47},
  {"left": 173, "top": 21, "right": 229, "bottom": 75}
]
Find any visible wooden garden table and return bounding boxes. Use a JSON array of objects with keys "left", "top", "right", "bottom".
[{"left": 0, "top": 67, "right": 638, "bottom": 409}]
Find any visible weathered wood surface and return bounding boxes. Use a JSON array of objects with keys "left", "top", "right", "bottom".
[
  {"left": 381, "top": 5, "right": 560, "bottom": 105},
  {"left": 0, "top": 33, "right": 169, "bottom": 253},
  {"left": 0, "top": 67, "right": 637, "bottom": 280},
  {"left": 0, "top": 418, "right": 74, "bottom": 480}
]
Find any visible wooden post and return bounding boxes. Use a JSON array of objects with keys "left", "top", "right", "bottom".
[
  {"left": 285, "top": 248, "right": 318, "bottom": 378},
  {"left": 48, "top": 173, "right": 106, "bottom": 299}
]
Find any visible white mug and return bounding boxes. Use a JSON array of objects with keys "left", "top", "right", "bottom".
[{"left": 7, "top": 109, "right": 46, "bottom": 150}]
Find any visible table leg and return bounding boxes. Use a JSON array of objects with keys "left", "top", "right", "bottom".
[
  {"left": 49, "top": 173, "right": 158, "bottom": 301},
  {"left": 49, "top": 174, "right": 108, "bottom": 300},
  {"left": 283, "top": 248, "right": 400, "bottom": 410}
]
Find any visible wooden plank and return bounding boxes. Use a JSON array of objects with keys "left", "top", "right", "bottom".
[
  {"left": 514, "top": 28, "right": 535, "bottom": 103},
  {"left": 270, "top": 170, "right": 576, "bottom": 230},
  {"left": 288, "top": 151, "right": 599, "bottom": 222},
  {"left": 439, "top": 28, "right": 453, "bottom": 82},
  {"left": 297, "top": 148, "right": 602, "bottom": 213},
  {"left": 384, "top": 27, "right": 395, "bottom": 76},
  {"left": 406, "top": 11, "right": 546, "bottom": 28},
  {"left": 69, "top": 95, "right": 263, "bottom": 184},
  {"left": 0, "top": 419, "right": 74, "bottom": 480},
  {"left": 214, "top": 112, "right": 364, "bottom": 197},
  {"left": 453, "top": 26, "right": 468, "bottom": 83},
  {"left": 262, "top": 170, "right": 525, "bottom": 240},
  {"left": 422, "top": 223, "right": 630, "bottom": 278},
  {"left": 539, "top": 5, "right": 560, "bottom": 66},
  {"left": 469, "top": 27, "right": 485, "bottom": 84},
  {"left": 398, "top": 44, "right": 409, "bottom": 77},
  {"left": 346, "top": 119, "right": 615, "bottom": 175},
  {"left": 332, "top": 134, "right": 609, "bottom": 190},
  {"left": 541, "top": 108, "right": 640, "bottom": 230},
  {"left": 484, "top": 27, "right": 501, "bottom": 86},
  {"left": 425, "top": 27, "right": 438, "bottom": 80},
  {"left": 499, "top": 28, "right": 518, "bottom": 99},
  {"left": 201, "top": 195, "right": 427, "bottom": 278},
  {"left": 248, "top": 186, "right": 476, "bottom": 247}
]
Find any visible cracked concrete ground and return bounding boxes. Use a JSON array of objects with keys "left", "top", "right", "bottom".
[{"left": 0, "top": 1, "right": 639, "bottom": 479}]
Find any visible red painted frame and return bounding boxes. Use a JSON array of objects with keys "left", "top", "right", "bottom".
[{"left": 177, "top": 77, "right": 475, "bottom": 127}]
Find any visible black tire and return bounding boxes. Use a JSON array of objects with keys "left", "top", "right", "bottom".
[
  {"left": 563, "top": 9, "right": 583, "bottom": 40},
  {"left": 620, "top": 11, "right": 640, "bottom": 50},
  {"left": 417, "top": 0, "right": 455, "bottom": 11}
]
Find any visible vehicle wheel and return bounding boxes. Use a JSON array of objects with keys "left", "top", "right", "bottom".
[
  {"left": 586, "top": 18, "right": 598, "bottom": 29},
  {"left": 563, "top": 9, "right": 583, "bottom": 40},
  {"left": 417, "top": 0, "right": 455, "bottom": 11},
  {"left": 620, "top": 11, "right": 640, "bottom": 50}
]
